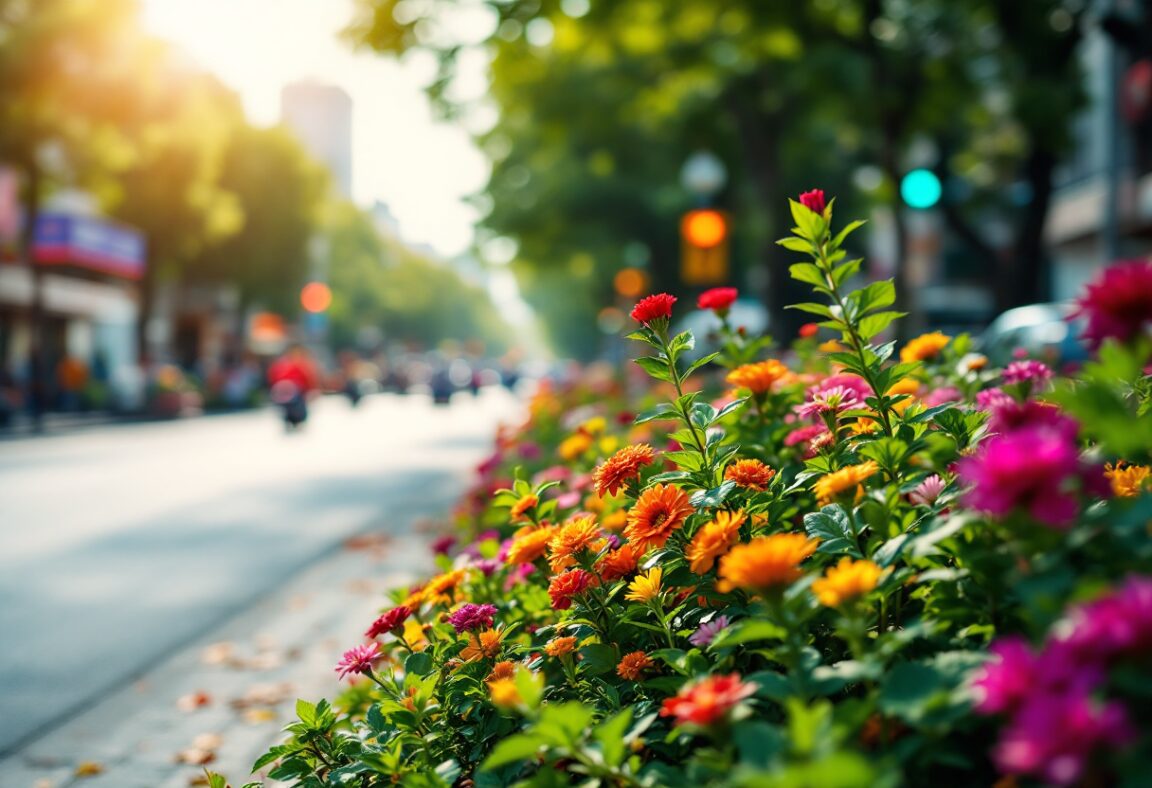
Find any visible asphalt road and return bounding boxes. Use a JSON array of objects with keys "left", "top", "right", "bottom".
[{"left": 0, "top": 389, "right": 520, "bottom": 756}]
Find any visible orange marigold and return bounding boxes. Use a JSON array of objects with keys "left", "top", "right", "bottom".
[
  {"left": 547, "top": 515, "right": 603, "bottom": 572},
  {"left": 595, "top": 542, "right": 641, "bottom": 581},
  {"left": 812, "top": 557, "right": 883, "bottom": 607},
  {"left": 717, "top": 534, "right": 819, "bottom": 592},
  {"left": 1105, "top": 462, "right": 1151, "bottom": 498},
  {"left": 488, "top": 660, "right": 517, "bottom": 682},
  {"left": 686, "top": 511, "right": 745, "bottom": 575},
  {"left": 899, "top": 331, "right": 950, "bottom": 363},
  {"left": 559, "top": 432, "right": 593, "bottom": 460},
  {"left": 488, "top": 678, "right": 521, "bottom": 707},
  {"left": 624, "top": 483, "right": 695, "bottom": 553},
  {"left": 548, "top": 568, "right": 596, "bottom": 610},
  {"left": 724, "top": 459, "right": 776, "bottom": 491},
  {"left": 726, "top": 359, "right": 790, "bottom": 395},
  {"left": 813, "top": 461, "right": 880, "bottom": 505},
  {"left": 545, "top": 636, "right": 578, "bottom": 658},
  {"left": 460, "top": 628, "right": 504, "bottom": 661},
  {"left": 593, "top": 444, "right": 656, "bottom": 497},
  {"left": 601, "top": 508, "right": 629, "bottom": 532},
  {"left": 505, "top": 525, "right": 556, "bottom": 566},
  {"left": 424, "top": 569, "right": 469, "bottom": 602},
  {"left": 616, "top": 650, "right": 654, "bottom": 681},
  {"left": 510, "top": 493, "right": 539, "bottom": 522}
]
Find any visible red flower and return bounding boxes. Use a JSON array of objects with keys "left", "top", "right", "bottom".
[
  {"left": 548, "top": 569, "right": 595, "bottom": 610},
  {"left": 799, "top": 322, "right": 819, "bottom": 338},
  {"left": 366, "top": 605, "right": 412, "bottom": 639},
  {"left": 630, "top": 293, "right": 677, "bottom": 325},
  {"left": 1072, "top": 260, "right": 1152, "bottom": 348},
  {"left": 697, "top": 287, "right": 738, "bottom": 313},
  {"left": 799, "top": 189, "right": 826, "bottom": 215},
  {"left": 660, "top": 673, "right": 758, "bottom": 727}
]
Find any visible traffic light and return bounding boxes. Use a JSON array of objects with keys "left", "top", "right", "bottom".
[
  {"left": 681, "top": 208, "right": 729, "bottom": 286},
  {"left": 300, "top": 281, "right": 332, "bottom": 313},
  {"left": 900, "top": 169, "right": 942, "bottom": 209}
]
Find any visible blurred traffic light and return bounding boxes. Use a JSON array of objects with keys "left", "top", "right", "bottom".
[
  {"left": 900, "top": 169, "right": 943, "bottom": 209},
  {"left": 300, "top": 281, "right": 332, "bottom": 313},
  {"left": 681, "top": 208, "right": 729, "bottom": 286}
]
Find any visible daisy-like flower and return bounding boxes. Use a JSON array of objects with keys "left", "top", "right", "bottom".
[
  {"left": 726, "top": 360, "right": 790, "bottom": 395},
  {"left": 899, "top": 331, "right": 950, "bottom": 363},
  {"left": 724, "top": 459, "right": 776, "bottom": 491},
  {"left": 595, "top": 542, "right": 640, "bottom": 581},
  {"left": 548, "top": 568, "right": 595, "bottom": 610},
  {"left": 488, "top": 660, "right": 516, "bottom": 682},
  {"left": 547, "top": 515, "right": 604, "bottom": 572},
  {"left": 813, "top": 461, "right": 880, "bottom": 505},
  {"left": 366, "top": 605, "right": 412, "bottom": 639},
  {"left": 616, "top": 650, "right": 654, "bottom": 680},
  {"left": 686, "top": 510, "right": 745, "bottom": 575},
  {"left": 545, "top": 636, "right": 578, "bottom": 658},
  {"left": 593, "top": 444, "right": 656, "bottom": 497},
  {"left": 1104, "top": 462, "right": 1151, "bottom": 498},
  {"left": 447, "top": 603, "right": 498, "bottom": 633},
  {"left": 659, "top": 673, "right": 758, "bottom": 727},
  {"left": 717, "top": 534, "right": 819, "bottom": 592},
  {"left": 811, "top": 558, "right": 883, "bottom": 607},
  {"left": 335, "top": 642, "right": 381, "bottom": 680},
  {"left": 794, "top": 385, "right": 863, "bottom": 419},
  {"left": 460, "top": 628, "right": 504, "bottom": 661},
  {"left": 909, "top": 474, "right": 946, "bottom": 506},
  {"left": 624, "top": 567, "right": 664, "bottom": 603},
  {"left": 509, "top": 493, "right": 538, "bottom": 522},
  {"left": 505, "top": 525, "right": 556, "bottom": 566},
  {"left": 631, "top": 293, "right": 677, "bottom": 326},
  {"left": 423, "top": 569, "right": 470, "bottom": 604},
  {"left": 688, "top": 615, "right": 731, "bottom": 648},
  {"left": 624, "top": 483, "right": 695, "bottom": 553}
]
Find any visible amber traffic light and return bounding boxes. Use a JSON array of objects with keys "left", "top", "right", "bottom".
[
  {"left": 681, "top": 209, "right": 729, "bottom": 285},
  {"left": 300, "top": 281, "right": 332, "bottom": 313}
]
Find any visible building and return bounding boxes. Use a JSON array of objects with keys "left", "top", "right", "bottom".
[{"left": 280, "top": 80, "right": 353, "bottom": 199}]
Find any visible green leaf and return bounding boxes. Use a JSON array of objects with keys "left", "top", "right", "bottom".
[
  {"left": 804, "top": 505, "right": 862, "bottom": 558},
  {"left": 295, "top": 698, "right": 316, "bottom": 727},
  {"left": 776, "top": 236, "right": 812, "bottom": 252},
  {"left": 683, "top": 351, "right": 721, "bottom": 378},
  {"left": 595, "top": 708, "right": 634, "bottom": 768},
  {"left": 831, "top": 219, "right": 867, "bottom": 248},
  {"left": 634, "top": 356, "right": 672, "bottom": 381},
  {"left": 405, "top": 651, "right": 433, "bottom": 677},
  {"left": 689, "top": 401, "right": 719, "bottom": 429},
  {"left": 857, "top": 311, "right": 905, "bottom": 340},
  {"left": 787, "top": 302, "right": 835, "bottom": 318},
  {"left": 715, "top": 397, "right": 748, "bottom": 420},
  {"left": 712, "top": 620, "right": 787, "bottom": 648},
  {"left": 789, "top": 262, "right": 830, "bottom": 290},
  {"left": 664, "top": 450, "right": 704, "bottom": 472},
  {"left": 690, "top": 480, "right": 736, "bottom": 509},
  {"left": 481, "top": 734, "right": 545, "bottom": 771},
  {"left": 855, "top": 280, "right": 896, "bottom": 314},
  {"left": 579, "top": 643, "right": 617, "bottom": 675},
  {"left": 634, "top": 403, "right": 678, "bottom": 424},
  {"left": 830, "top": 257, "right": 864, "bottom": 287}
]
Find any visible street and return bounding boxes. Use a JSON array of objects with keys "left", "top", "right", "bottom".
[{"left": 0, "top": 389, "right": 520, "bottom": 757}]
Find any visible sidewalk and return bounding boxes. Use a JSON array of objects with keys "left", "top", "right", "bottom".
[{"left": 0, "top": 530, "right": 436, "bottom": 788}]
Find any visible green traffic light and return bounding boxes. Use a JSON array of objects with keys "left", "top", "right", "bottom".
[{"left": 900, "top": 169, "right": 942, "bottom": 209}]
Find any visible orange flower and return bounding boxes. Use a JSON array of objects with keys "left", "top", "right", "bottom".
[
  {"left": 624, "top": 567, "right": 664, "bottom": 603},
  {"left": 421, "top": 569, "right": 469, "bottom": 605},
  {"left": 812, "top": 557, "right": 883, "bottom": 607},
  {"left": 624, "top": 484, "right": 695, "bottom": 553},
  {"left": 488, "top": 660, "right": 517, "bottom": 682},
  {"left": 510, "top": 493, "right": 539, "bottom": 522},
  {"left": 813, "top": 461, "right": 880, "bottom": 505},
  {"left": 724, "top": 460, "right": 776, "bottom": 491},
  {"left": 505, "top": 525, "right": 556, "bottom": 566},
  {"left": 885, "top": 378, "right": 920, "bottom": 415},
  {"left": 460, "top": 628, "right": 504, "bottom": 661},
  {"left": 559, "top": 432, "right": 593, "bottom": 460},
  {"left": 593, "top": 444, "right": 656, "bottom": 497},
  {"left": 660, "top": 673, "right": 758, "bottom": 727},
  {"left": 488, "top": 678, "right": 521, "bottom": 707},
  {"left": 545, "top": 636, "right": 578, "bottom": 657},
  {"left": 717, "top": 534, "right": 819, "bottom": 592},
  {"left": 547, "top": 515, "right": 604, "bottom": 572},
  {"left": 616, "top": 650, "right": 654, "bottom": 680},
  {"left": 596, "top": 542, "right": 640, "bottom": 581},
  {"left": 818, "top": 339, "right": 846, "bottom": 354},
  {"left": 548, "top": 569, "right": 595, "bottom": 610},
  {"left": 601, "top": 509, "right": 629, "bottom": 532},
  {"left": 686, "top": 511, "right": 745, "bottom": 575},
  {"left": 726, "top": 360, "right": 790, "bottom": 395},
  {"left": 1105, "top": 462, "right": 1151, "bottom": 498},
  {"left": 899, "top": 331, "right": 950, "bottom": 363}
]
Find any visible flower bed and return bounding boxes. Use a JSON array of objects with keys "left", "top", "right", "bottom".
[{"left": 214, "top": 196, "right": 1152, "bottom": 788}]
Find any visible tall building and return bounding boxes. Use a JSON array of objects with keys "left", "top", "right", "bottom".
[{"left": 280, "top": 80, "right": 353, "bottom": 199}]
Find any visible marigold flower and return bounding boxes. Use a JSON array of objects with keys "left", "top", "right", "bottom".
[
  {"left": 460, "top": 628, "right": 504, "bottom": 661},
  {"left": 1072, "top": 259, "right": 1152, "bottom": 347},
  {"left": 1105, "top": 462, "right": 1151, "bottom": 498},
  {"left": 616, "top": 650, "right": 653, "bottom": 680},
  {"left": 659, "top": 673, "right": 758, "bottom": 726},
  {"left": 547, "top": 515, "right": 603, "bottom": 572},
  {"left": 899, "top": 331, "right": 950, "bottom": 363},
  {"left": 505, "top": 525, "right": 556, "bottom": 566},
  {"left": 686, "top": 510, "right": 745, "bottom": 575},
  {"left": 798, "top": 189, "right": 826, "bottom": 215},
  {"left": 812, "top": 557, "right": 883, "bottom": 607},
  {"left": 448, "top": 603, "right": 498, "bottom": 633},
  {"left": 724, "top": 459, "right": 776, "bottom": 491},
  {"left": 488, "top": 678, "right": 522, "bottom": 708},
  {"left": 366, "top": 605, "right": 412, "bottom": 639},
  {"left": 548, "top": 568, "right": 595, "bottom": 610},
  {"left": 593, "top": 444, "right": 656, "bottom": 497},
  {"left": 697, "top": 287, "right": 738, "bottom": 313},
  {"left": 813, "top": 461, "right": 880, "bottom": 505},
  {"left": 631, "top": 293, "right": 677, "bottom": 325},
  {"left": 717, "top": 534, "right": 819, "bottom": 592},
  {"left": 726, "top": 359, "right": 790, "bottom": 395},
  {"left": 559, "top": 432, "right": 593, "bottom": 460},
  {"left": 509, "top": 493, "right": 538, "bottom": 522},
  {"left": 545, "top": 636, "right": 578, "bottom": 658},
  {"left": 335, "top": 642, "right": 381, "bottom": 680},
  {"left": 624, "top": 483, "right": 695, "bottom": 553},
  {"left": 488, "top": 660, "right": 517, "bottom": 682},
  {"left": 422, "top": 568, "right": 469, "bottom": 605},
  {"left": 596, "top": 542, "right": 640, "bottom": 581},
  {"left": 625, "top": 567, "right": 664, "bottom": 603}
]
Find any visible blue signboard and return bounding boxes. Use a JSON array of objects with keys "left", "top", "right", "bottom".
[{"left": 34, "top": 213, "right": 146, "bottom": 279}]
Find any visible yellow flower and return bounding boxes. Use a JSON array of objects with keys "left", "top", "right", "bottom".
[
  {"left": 547, "top": 515, "right": 604, "bottom": 572},
  {"left": 545, "top": 636, "right": 578, "bottom": 657},
  {"left": 726, "top": 360, "right": 790, "bottom": 395},
  {"left": 686, "top": 511, "right": 745, "bottom": 575},
  {"left": 1105, "top": 462, "right": 1151, "bottom": 498},
  {"left": 583, "top": 416, "right": 607, "bottom": 435},
  {"left": 813, "top": 461, "right": 880, "bottom": 505},
  {"left": 488, "top": 678, "right": 522, "bottom": 708},
  {"left": 812, "top": 557, "right": 883, "bottom": 607},
  {"left": 899, "top": 331, "right": 950, "bottom": 363},
  {"left": 625, "top": 567, "right": 664, "bottom": 603},
  {"left": 505, "top": 525, "right": 556, "bottom": 566},
  {"left": 818, "top": 339, "right": 846, "bottom": 353},
  {"left": 717, "top": 534, "right": 819, "bottom": 592},
  {"left": 599, "top": 436, "right": 620, "bottom": 456},
  {"left": 559, "top": 432, "right": 594, "bottom": 460},
  {"left": 461, "top": 628, "right": 504, "bottom": 662},
  {"left": 510, "top": 493, "right": 538, "bottom": 522},
  {"left": 402, "top": 619, "right": 428, "bottom": 651},
  {"left": 885, "top": 378, "right": 920, "bottom": 415},
  {"left": 601, "top": 508, "right": 629, "bottom": 532},
  {"left": 616, "top": 650, "right": 653, "bottom": 680}
]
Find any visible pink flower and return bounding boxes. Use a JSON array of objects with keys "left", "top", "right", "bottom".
[
  {"left": 1002, "top": 360, "right": 1053, "bottom": 387},
  {"left": 798, "top": 189, "right": 826, "bottom": 215},
  {"left": 784, "top": 423, "right": 828, "bottom": 448},
  {"left": 631, "top": 293, "right": 677, "bottom": 325},
  {"left": 366, "top": 606, "right": 411, "bottom": 639},
  {"left": 697, "top": 287, "right": 738, "bottom": 313},
  {"left": 447, "top": 602, "right": 498, "bottom": 633},
  {"left": 688, "top": 615, "right": 731, "bottom": 648},
  {"left": 909, "top": 475, "right": 946, "bottom": 506},
  {"left": 922, "top": 387, "right": 961, "bottom": 408},
  {"left": 1056, "top": 576, "right": 1152, "bottom": 664},
  {"left": 335, "top": 642, "right": 381, "bottom": 680},
  {"left": 794, "top": 385, "right": 862, "bottom": 419},
  {"left": 975, "top": 387, "right": 1014, "bottom": 414},
  {"left": 1072, "top": 259, "right": 1152, "bottom": 348},
  {"left": 430, "top": 535, "right": 457, "bottom": 556},
  {"left": 972, "top": 637, "right": 1039, "bottom": 715}
]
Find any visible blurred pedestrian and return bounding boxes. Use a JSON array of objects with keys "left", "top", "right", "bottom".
[
  {"left": 268, "top": 345, "right": 318, "bottom": 430},
  {"left": 56, "top": 354, "right": 88, "bottom": 412}
]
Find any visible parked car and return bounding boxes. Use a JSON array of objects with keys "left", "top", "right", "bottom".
[{"left": 978, "top": 302, "right": 1088, "bottom": 367}]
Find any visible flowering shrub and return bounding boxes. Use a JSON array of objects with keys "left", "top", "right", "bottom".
[{"left": 219, "top": 197, "right": 1152, "bottom": 787}]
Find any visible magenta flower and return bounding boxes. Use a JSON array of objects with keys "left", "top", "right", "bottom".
[
  {"left": 975, "top": 387, "right": 1014, "bottom": 414},
  {"left": 366, "top": 606, "right": 412, "bottom": 639},
  {"left": 922, "top": 387, "right": 961, "bottom": 408},
  {"left": 986, "top": 400, "right": 1078, "bottom": 440},
  {"left": 958, "top": 425, "right": 1081, "bottom": 528},
  {"left": 798, "top": 189, "right": 826, "bottom": 214},
  {"left": 1072, "top": 259, "right": 1152, "bottom": 347},
  {"left": 1002, "top": 359, "right": 1053, "bottom": 387},
  {"left": 972, "top": 637, "right": 1038, "bottom": 715},
  {"left": 447, "top": 603, "right": 497, "bottom": 633},
  {"left": 335, "top": 642, "right": 381, "bottom": 680},
  {"left": 784, "top": 424, "right": 827, "bottom": 447},
  {"left": 909, "top": 475, "right": 946, "bottom": 507},
  {"left": 794, "top": 385, "right": 862, "bottom": 419},
  {"left": 472, "top": 557, "right": 502, "bottom": 577},
  {"left": 688, "top": 615, "right": 731, "bottom": 648},
  {"left": 430, "top": 535, "right": 457, "bottom": 556},
  {"left": 1056, "top": 576, "right": 1152, "bottom": 664}
]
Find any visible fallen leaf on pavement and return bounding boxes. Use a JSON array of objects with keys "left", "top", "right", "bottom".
[
  {"left": 176, "top": 691, "right": 213, "bottom": 711},
  {"left": 230, "top": 682, "right": 294, "bottom": 708},
  {"left": 192, "top": 733, "right": 223, "bottom": 750},
  {"left": 201, "top": 642, "right": 236, "bottom": 666},
  {"left": 74, "top": 762, "right": 104, "bottom": 777},
  {"left": 242, "top": 708, "right": 278, "bottom": 724},
  {"left": 174, "top": 748, "right": 215, "bottom": 765}
]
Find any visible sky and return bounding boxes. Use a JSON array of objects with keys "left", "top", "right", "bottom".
[{"left": 139, "top": 0, "right": 490, "bottom": 259}]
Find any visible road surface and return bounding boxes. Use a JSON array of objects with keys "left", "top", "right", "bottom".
[{"left": 0, "top": 390, "right": 519, "bottom": 756}]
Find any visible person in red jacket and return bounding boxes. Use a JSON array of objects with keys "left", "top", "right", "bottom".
[{"left": 267, "top": 345, "right": 318, "bottom": 429}]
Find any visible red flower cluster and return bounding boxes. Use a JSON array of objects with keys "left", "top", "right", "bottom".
[
  {"left": 366, "top": 605, "right": 412, "bottom": 639},
  {"left": 1073, "top": 260, "right": 1152, "bottom": 348},
  {"left": 660, "top": 673, "right": 758, "bottom": 726},
  {"left": 798, "top": 189, "right": 826, "bottom": 215},
  {"left": 697, "top": 287, "right": 738, "bottom": 313},
  {"left": 630, "top": 293, "right": 677, "bottom": 325},
  {"left": 548, "top": 568, "right": 594, "bottom": 610}
]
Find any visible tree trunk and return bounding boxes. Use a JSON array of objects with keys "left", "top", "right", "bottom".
[
  {"left": 20, "top": 160, "right": 45, "bottom": 431},
  {"left": 1001, "top": 147, "right": 1057, "bottom": 312}
]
